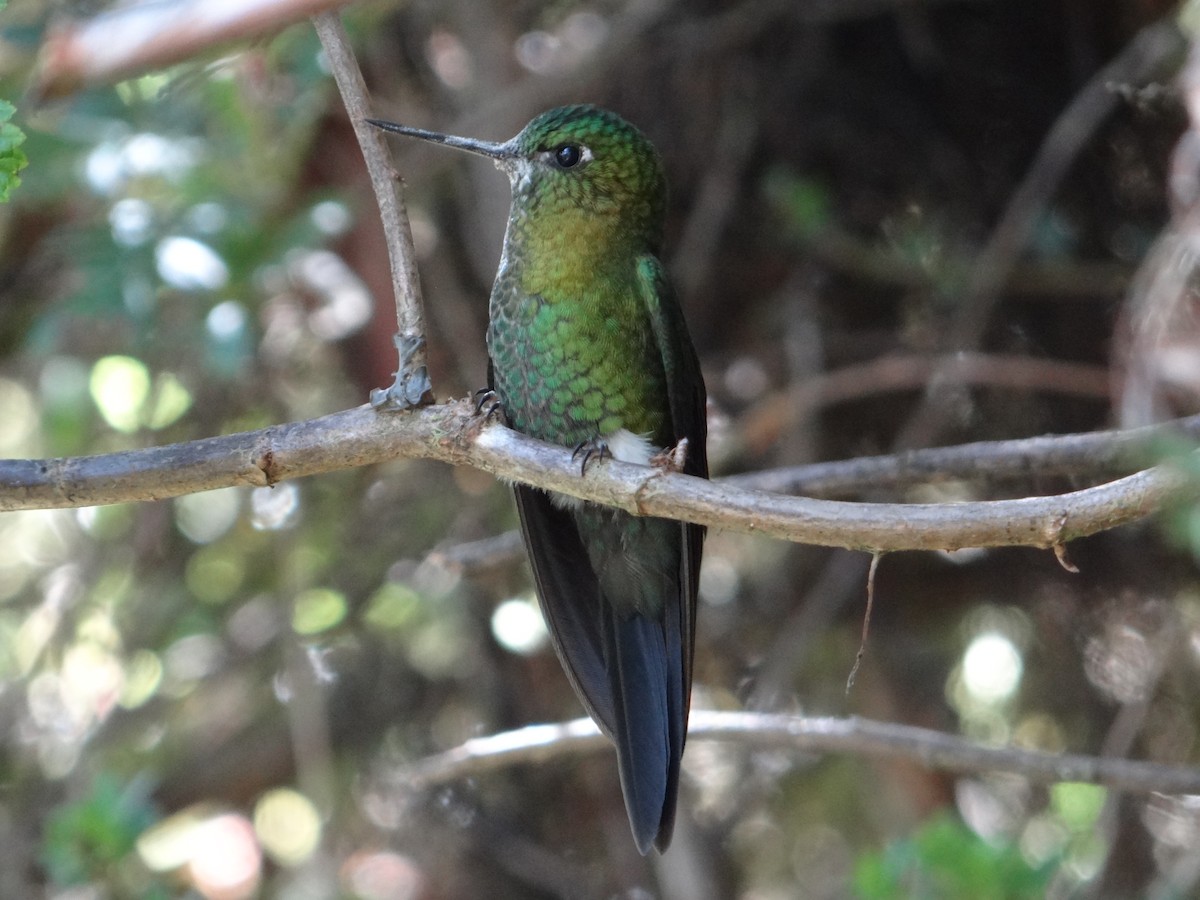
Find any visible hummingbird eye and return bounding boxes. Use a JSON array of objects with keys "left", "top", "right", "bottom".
[{"left": 553, "top": 144, "right": 582, "bottom": 169}]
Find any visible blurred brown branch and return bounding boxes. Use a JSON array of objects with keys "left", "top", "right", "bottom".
[
  {"left": 726, "top": 413, "right": 1200, "bottom": 497},
  {"left": 397, "top": 710, "right": 1200, "bottom": 796},
  {"left": 30, "top": 0, "right": 353, "bottom": 102},
  {"left": 732, "top": 351, "right": 1112, "bottom": 460},
  {"left": 0, "top": 400, "right": 1194, "bottom": 552}
]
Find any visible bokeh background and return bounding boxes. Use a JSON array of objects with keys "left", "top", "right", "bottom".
[{"left": 3, "top": 0, "right": 1200, "bottom": 897}]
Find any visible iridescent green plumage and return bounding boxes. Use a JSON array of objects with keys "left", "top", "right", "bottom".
[{"left": 371, "top": 105, "right": 707, "bottom": 854}]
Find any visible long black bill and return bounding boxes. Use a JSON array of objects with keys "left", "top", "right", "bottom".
[{"left": 366, "top": 119, "right": 514, "bottom": 161}]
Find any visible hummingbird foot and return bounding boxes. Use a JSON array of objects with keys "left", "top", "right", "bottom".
[
  {"left": 649, "top": 438, "right": 689, "bottom": 474},
  {"left": 473, "top": 388, "right": 506, "bottom": 422},
  {"left": 571, "top": 437, "right": 611, "bottom": 476}
]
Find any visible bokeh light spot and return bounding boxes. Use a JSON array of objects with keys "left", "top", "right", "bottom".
[
  {"left": 0, "top": 378, "right": 38, "bottom": 456},
  {"left": 342, "top": 850, "right": 424, "bottom": 900},
  {"left": 253, "top": 788, "right": 321, "bottom": 867},
  {"left": 146, "top": 372, "right": 193, "bottom": 429},
  {"left": 311, "top": 199, "right": 352, "bottom": 236},
  {"left": 292, "top": 587, "right": 348, "bottom": 635},
  {"left": 174, "top": 488, "right": 242, "bottom": 544},
  {"left": 491, "top": 596, "right": 548, "bottom": 655},
  {"left": 189, "top": 813, "right": 262, "bottom": 900},
  {"left": 156, "top": 236, "right": 229, "bottom": 291},
  {"left": 109, "top": 196, "right": 154, "bottom": 246},
  {"left": 206, "top": 300, "right": 248, "bottom": 341},
  {"left": 1051, "top": 782, "right": 1107, "bottom": 832},
  {"left": 120, "top": 648, "right": 164, "bottom": 709},
  {"left": 961, "top": 631, "right": 1023, "bottom": 704},
  {"left": 699, "top": 555, "right": 739, "bottom": 606},
  {"left": 363, "top": 582, "right": 421, "bottom": 633},
  {"left": 185, "top": 544, "right": 246, "bottom": 605},
  {"left": 89, "top": 355, "right": 150, "bottom": 433},
  {"left": 249, "top": 483, "right": 301, "bottom": 531}
]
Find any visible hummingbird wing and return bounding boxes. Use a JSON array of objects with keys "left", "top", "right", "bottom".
[
  {"left": 636, "top": 253, "right": 707, "bottom": 710},
  {"left": 635, "top": 254, "right": 709, "bottom": 487},
  {"left": 634, "top": 254, "right": 708, "bottom": 848}
]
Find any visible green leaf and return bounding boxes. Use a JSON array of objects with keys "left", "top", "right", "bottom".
[{"left": 0, "top": 99, "right": 28, "bottom": 202}]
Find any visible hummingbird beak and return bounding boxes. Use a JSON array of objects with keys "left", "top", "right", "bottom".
[{"left": 366, "top": 119, "right": 516, "bottom": 163}]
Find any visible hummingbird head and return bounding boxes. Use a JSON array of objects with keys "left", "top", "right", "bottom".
[{"left": 370, "top": 104, "right": 667, "bottom": 251}]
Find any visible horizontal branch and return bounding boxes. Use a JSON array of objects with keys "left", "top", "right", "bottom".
[
  {"left": 733, "top": 351, "right": 1110, "bottom": 459},
  {"left": 728, "top": 413, "right": 1200, "bottom": 497},
  {"left": 397, "top": 711, "right": 1200, "bottom": 796},
  {"left": 0, "top": 400, "right": 1194, "bottom": 552}
]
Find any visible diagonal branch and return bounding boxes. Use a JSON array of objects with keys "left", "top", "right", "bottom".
[{"left": 312, "top": 12, "right": 433, "bottom": 410}]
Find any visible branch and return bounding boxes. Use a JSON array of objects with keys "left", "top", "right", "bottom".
[
  {"left": 396, "top": 711, "right": 1200, "bottom": 796},
  {"left": 311, "top": 12, "right": 433, "bottom": 410},
  {"left": 427, "top": 414, "right": 1200, "bottom": 575},
  {"left": 731, "top": 351, "right": 1111, "bottom": 460},
  {"left": 726, "top": 413, "right": 1200, "bottom": 497},
  {"left": 1, "top": 400, "right": 1194, "bottom": 552},
  {"left": 30, "top": 0, "right": 353, "bottom": 102}
]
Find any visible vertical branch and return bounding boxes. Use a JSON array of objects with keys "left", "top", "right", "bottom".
[{"left": 311, "top": 12, "right": 434, "bottom": 409}]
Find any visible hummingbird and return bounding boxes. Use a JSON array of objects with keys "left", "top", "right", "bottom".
[{"left": 370, "top": 105, "right": 707, "bottom": 854}]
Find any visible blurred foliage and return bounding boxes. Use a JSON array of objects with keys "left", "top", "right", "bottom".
[
  {"left": 853, "top": 814, "right": 1055, "bottom": 900},
  {"left": 42, "top": 773, "right": 165, "bottom": 894},
  {"left": 0, "top": 98, "right": 27, "bottom": 202},
  {"left": 0, "top": 0, "right": 1198, "bottom": 898},
  {"left": 1156, "top": 435, "right": 1200, "bottom": 564},
  {"left": 0, "top": 0, "right": 26, "bottom": 205}
]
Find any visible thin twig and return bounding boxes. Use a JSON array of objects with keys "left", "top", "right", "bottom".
[
  {"left": 393, "top": 710, "right": 1200, "bottom": 796},
  {"left": 846, "top": 552, "right": 882, "bottom": 694},
  {"left": 312, "top": 12, "right": 433, "bottom": 409},
  {"left": 749, "top": 551, "right": 873, "bottom": 709}
]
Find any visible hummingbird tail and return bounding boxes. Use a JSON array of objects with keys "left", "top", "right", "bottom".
[
  {"left": 605, "top": 599, "right": 686, "bottom": 854},
  {"left": 513, "top": 484, "right": 688, "bottom": 853}
]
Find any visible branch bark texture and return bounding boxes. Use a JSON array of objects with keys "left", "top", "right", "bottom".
[{"left": 1, "top": 400, "right": 1193, "bottom": 553}]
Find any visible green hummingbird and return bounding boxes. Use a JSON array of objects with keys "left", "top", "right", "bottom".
[{"left": 370, "top": 105, "right": 707, "bottom": 854}]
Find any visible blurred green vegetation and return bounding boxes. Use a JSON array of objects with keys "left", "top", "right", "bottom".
[
  {"left": 853, "top": 815, "right": 1055, "bottom": 900},
  {"left": 0, "top": 98, "right": 27, "bottom": 202}
]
